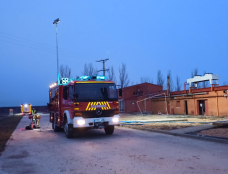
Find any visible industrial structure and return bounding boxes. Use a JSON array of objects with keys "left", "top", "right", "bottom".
[{"left": 118, "top": 73, "right": 228, "bottom": 116}]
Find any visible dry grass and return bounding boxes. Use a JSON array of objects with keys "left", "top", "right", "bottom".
[
  {"left": 198, "top": 128, "right": 228, "bottom": 138},
  {"left": 119, "top": 114, "right": 228, "bottom": 131},
  {"left": 121, "top": 122, "right": 201, "bottom": 131},
  {"left": 120, "top": 114, "right": 227, "bottom": 122},
  {"left": 0, "top": 115, "right": 23, "bottom": 155}
]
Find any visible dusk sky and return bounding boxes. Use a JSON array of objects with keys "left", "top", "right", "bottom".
[{"left": 0, "top": 1, "right": 228, "bottom": 107}]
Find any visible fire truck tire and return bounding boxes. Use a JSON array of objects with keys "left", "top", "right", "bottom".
[
  {"left": 104, "top": 125, "right": 114, "bottom": 135},
  {"left": 64, "top": 119, "right": 74, "bottom": 138},
  {"left": 53, "top": 116, "right": 61, "bottom": 132}
]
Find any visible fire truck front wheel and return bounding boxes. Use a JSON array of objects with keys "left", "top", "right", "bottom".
[
  {"left": 64, "top": 119, "right": 74, "bottom": 139},
  {"left": 104, "top": 125, "right": 114, "bottom": 135},
  {"left": 53, "top": 116, "right": 61, "bottom": 132}
]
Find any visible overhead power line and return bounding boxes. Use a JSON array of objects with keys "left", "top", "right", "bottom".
[
  {"left": 0, "top": 31, "right": 103, "bottom": 61},
  {"left": 0, "top": 38, "right": 99, "bottom": 62}
]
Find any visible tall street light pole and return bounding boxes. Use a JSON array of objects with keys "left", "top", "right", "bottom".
[{"left": 53, "top": 18, "right": 60, "bottom": 84}]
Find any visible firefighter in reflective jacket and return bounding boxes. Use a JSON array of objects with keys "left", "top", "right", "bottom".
[{"left": 32, "top": 108, "right": 41, "bottom": 128}]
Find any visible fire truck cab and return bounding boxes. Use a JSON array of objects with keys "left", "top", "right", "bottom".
[{"left": 48, "top": 76, "right": 120, "bottom": 138}]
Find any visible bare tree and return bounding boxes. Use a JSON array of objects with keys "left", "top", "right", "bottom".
[
  {"left": 191, "top": 68, "right": 200, "bottom": 88},
  {"left": 88, "top": 63, "right": 97, "bottom": 76},
  {"left": 82, "top": 63, "right": 89, "bottom": 75},
  {"left": 140, "top": 77, "right": 153, "bottom": 84},
  {"left": 108, "top": 66, "right": 116, "bottom": 83},
  {"left": 223, "top": 81, "right": 228, "bottom": 86},
  {"left": 60, "top": 65, "right": 71, "bottom": 78},
  {"left": 167, "top": 70, "right": 174, "bottom": 92},
  {"left": 191, "top": 68, "right": 198, "bottom": 78},
  {"left": 175, "top": 75, "right": 181, "bottom": 91},
  {"left": 82, "top": 63, "right": 97, "bottom": 76},
  {"left": 157, "top": 70, "right": 164, "bottom": 88},
  {"left": 119, "top": 63, "right": 130, "bottom": 88}
]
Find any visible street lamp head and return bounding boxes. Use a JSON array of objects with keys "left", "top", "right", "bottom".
[{"left": 53, "top": 18, "right": 60, "bottom": 25}]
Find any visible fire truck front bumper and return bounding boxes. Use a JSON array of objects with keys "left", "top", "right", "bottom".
[{"left": 73, "top": 115, "right": 120, "bottom": 128}]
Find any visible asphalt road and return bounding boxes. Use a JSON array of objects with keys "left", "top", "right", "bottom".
[{"left": 0, "top": 114, "right": 228, "bottom": 174}]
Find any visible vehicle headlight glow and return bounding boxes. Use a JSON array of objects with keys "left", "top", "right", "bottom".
[
  {"left": 77, "top": 120, "right": 85, "bottom": 125},
  {"left": 112, "top": 117, "right": 119, "bottom": 123}
]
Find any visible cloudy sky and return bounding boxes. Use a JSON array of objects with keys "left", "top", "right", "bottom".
[{"left": 0, "top": 0, "right": 228, "bottom": 106}]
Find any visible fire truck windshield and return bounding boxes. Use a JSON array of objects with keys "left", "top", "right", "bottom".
[{"left": 74, "top": 83, "right": 118, "bottom": 102}]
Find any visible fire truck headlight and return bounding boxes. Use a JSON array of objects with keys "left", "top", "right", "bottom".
[
  {"left": 112, "top": 117, "right": 119, "bottom": 123},
  {"left": 77, "top": 120, "right": 85, "bottom": 125}
]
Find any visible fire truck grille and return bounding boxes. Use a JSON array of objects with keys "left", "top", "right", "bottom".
[{"left": 79, "top": 110, "right": 115, "bottom": 118}]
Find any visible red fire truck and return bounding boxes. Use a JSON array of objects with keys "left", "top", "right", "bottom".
[{"left": 48, "top": 76, "right": 120, "bottom": 138}]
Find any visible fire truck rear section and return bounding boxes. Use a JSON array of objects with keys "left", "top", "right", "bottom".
[{"left": 48, "top": 76, "right": 120, "bottom": 138}]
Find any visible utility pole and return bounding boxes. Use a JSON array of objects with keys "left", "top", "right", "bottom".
[{"left": 96, "top": 58, "right": 109, "bottom": 76}]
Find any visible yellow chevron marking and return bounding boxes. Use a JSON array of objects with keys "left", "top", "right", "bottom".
[
  {"left": 106, "top": 102, "right": 111, "bottom": 109},
  {"left": 95, "top": 102, "right": 99, "bottom": 110},
  {"left": 104, "top": 102, "right": 108, "bottom": 110},
  {"left": 101, "top": 102, "right": 105, "bottom": 110},
  {"left": 87, "top": 101, "right": 111, "bottom": 110},
  {"left": 91, "top": 102, "right": 95, "bottom": 110},
  {"left": 92, "top": 102, "right": 96, "bottom": 110},
  {"left": 88, "top": 102, "right": 93, "bottom": 111},
  {"left": 105, "top": 102, "right": 108, "bottom": 110},
  {"left": 86, "top": 102, "right": 91, "bottom": 111},
  {"left": 98, "top": 102, "right": 102, "bottom": 110}
]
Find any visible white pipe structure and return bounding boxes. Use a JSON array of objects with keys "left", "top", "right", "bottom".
[{"left": 136, "top": 93, "right": 168, "bottom": 115}]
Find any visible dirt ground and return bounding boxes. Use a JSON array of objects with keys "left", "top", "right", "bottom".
[
  {"left": 119, "top": 113, "right": 228, "bottom": 131},
  {"left": 0, "top": 115, "right": 23, "bottom": 155},
  {"left": 197, "top": 128, "right": 228, "bottom": 139}
]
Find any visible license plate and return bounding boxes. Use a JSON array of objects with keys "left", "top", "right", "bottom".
[{"left": 94, "top": 118, "right": 104, "bottom": 122}]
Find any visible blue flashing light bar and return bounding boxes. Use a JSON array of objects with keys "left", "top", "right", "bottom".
[
  {"left": 96, "top": 76, "right": 106, "bottom": 80},
  {"left": 77, "top": 76, "right": 106, "bottom": 81},
  {"left": 79, "top": 76, "right": 90, "bottom": 80},
  {"left": 52, "top": 76, "right": 107, "bottom": 87}
]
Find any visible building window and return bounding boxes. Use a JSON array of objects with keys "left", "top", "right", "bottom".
[
  {"left": 119, "top": 100, "right": 125, "bottom": 112},
  {"left": 176, "top": 101, "right": 180, "bottom": 107},
  {"left": 134, "top": 92, "right": 138, "bottom": 96}
]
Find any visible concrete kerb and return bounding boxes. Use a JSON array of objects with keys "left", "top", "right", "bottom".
[{"left": 117, "top": 126, "right": 228, "bottom": 144}]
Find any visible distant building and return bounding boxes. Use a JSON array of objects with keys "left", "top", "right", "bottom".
[
  {"left": 117, "top": 83, "right": 164, "bottom": 113},
  {"left": 153, "top": 85, "right": 228, "bottom": 116},
  {"left": 118, "top": 74, "right": 228, "bottom": 116}
]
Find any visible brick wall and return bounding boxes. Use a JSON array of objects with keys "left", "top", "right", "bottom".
[
  {"left": 152, "top": 87, "right": 228, "bottom": 116},
  {"left": 118, "top": 83, "right": 163, "bottom": 112}
]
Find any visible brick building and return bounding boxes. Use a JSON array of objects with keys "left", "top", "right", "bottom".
[
  {"left": 118, "top": 83, "right": 164, "bottom": 112},
  {"left": 152, "top": 85, "right": 228, "bottom": 116},
  {"left": 118, "top": 74, "right": 228, "bottom": 116}
]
